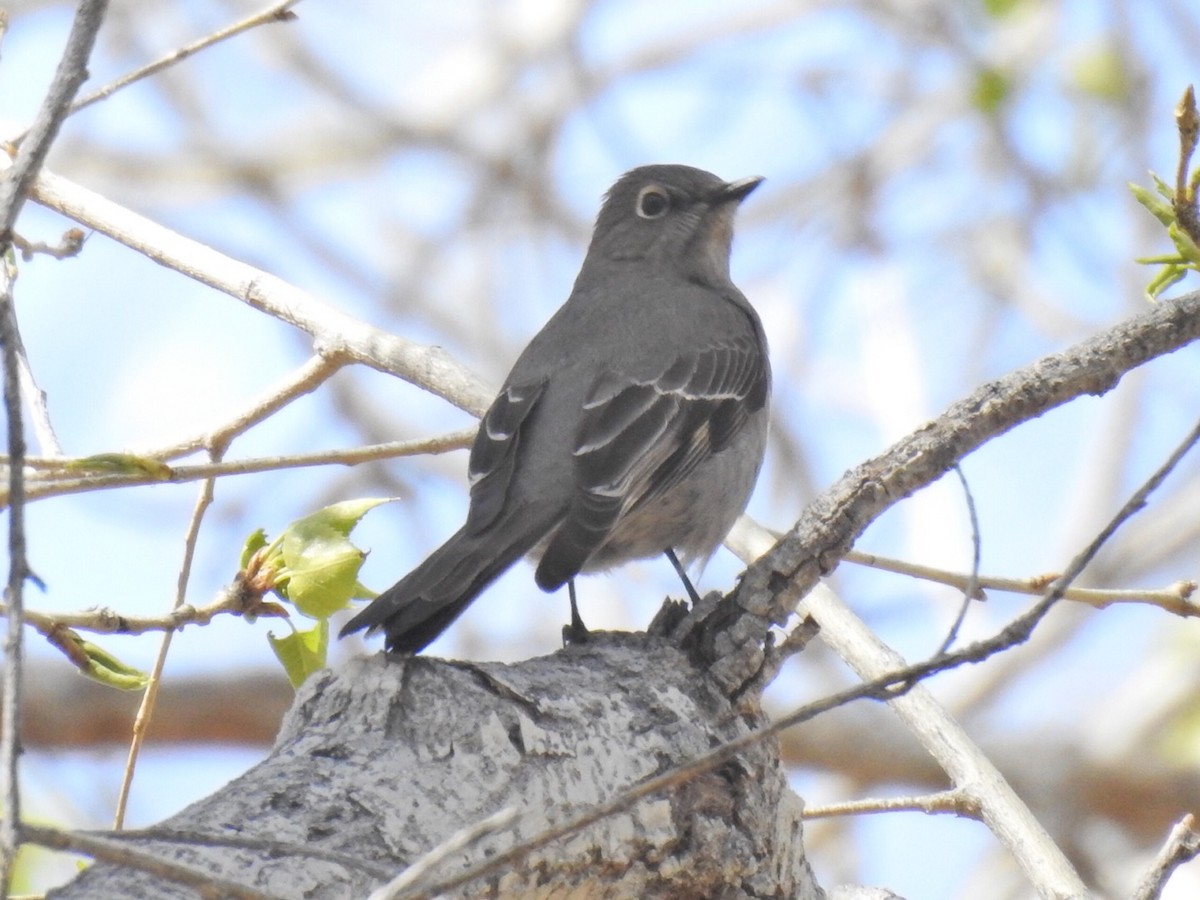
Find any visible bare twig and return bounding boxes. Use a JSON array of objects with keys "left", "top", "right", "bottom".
[
  {"left": 936, "top": 463, "right": 982, "bottom": 654},
  {"left": 734, "top": 293, "right": 1200, "bottom": 643},
  {"left": 721, "top": 418, "right": 1200, "bottom": 900},
  {"left": 19, "top": 164, "right": 494, "bottom": 416},
  {"left": 105, "top": 331, "right": 312, "bottom": 821},
  {"left": 92, "top": 826, "right": 393, "bottom": 880},
  {"left": 113, "top": 468, "right": 219, "bottom": 829},
  {"left": 2, "top": 578, "right": 285, "bottom": 636},
  {"left": 1173, "top": 85, "right": 1199, "bottom": 246},
  {"left": 7, "top": 427, "right": 475, "bottom": 505},
  {"left": 843, "top": 548, "right": 1199, "bottom": 615},
  {"left": 3, "top": 2, "right": 302, "bottom": 149},
  {"left": 0, "top": 1, "right": 107, "bottom": 238},
  {"left": 373, "top": 807, "right": 519, "bottom": 900},
  {"left": 1002, "top": 417, "right": 1200, "bottom": 632},
  {"left": 0, "top": 255, "right": 26, "bottom": 896},
  {"left": 5, "top": 291, "right": 63, "bottom": 457},
  {"left": 157, "top": 353, "right": 347, "bottom": 459},
  {"left": 64, "top": 1, "right": 302, "bottom": 123},
  {"left": 11, "top": 226, "right": 86, "bottom": 260},
  {"left": 803, "top": 788, "right": 980, "bottom": 821},
  {"left": 1132, "top": 814, "right": 1200, "bottom": 900},
  {"left": 0, "top": 0, "right": 109, "bottom": 889},
  {"left": 0, "top": 353, "right": 342, "bottom": 485},
  {"left": 21, "top": 823, "right": 285, "bottom": 900}
]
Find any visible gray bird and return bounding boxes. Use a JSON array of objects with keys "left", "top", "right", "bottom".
[{"left": 340, "top": 164, "right": 770, "bottom": 653}]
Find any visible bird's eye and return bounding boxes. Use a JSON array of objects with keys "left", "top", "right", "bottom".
[{"left": 636, "top": 186, "right": 670, "bottom": 219}]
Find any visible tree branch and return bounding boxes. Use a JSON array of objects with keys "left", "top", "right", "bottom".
[
  {"left": 843, "top": 548, "right": 1198, "bottom": 615},
  {"left": 5, "top": 429, "right": 474, "bottom": 506},
  {"left": 0, "top": 0, "right": 109, "bottom": 890},
  {"left": 22, "top": 823, "right": 283, "bottom": 900},
  {"left": 714, "top": 289, "right": 1200, "bottom": 689},
  {"left": 1131, "top": 814, "right": 1200, "bottom": 900},
  {"left": 113, "top": 466, "right": 221, "bottom": 829},
  {"left": 14, "top": 163, "right": 494, "bottom": 417},
  {"left": 705, "top": 308, "right": 1200, "bottom": 898},
  {"left": 60, "top": 0, "right": 301, "bottom": 125}
]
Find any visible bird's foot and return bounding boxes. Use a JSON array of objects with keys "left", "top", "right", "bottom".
[{"left": 562, "top": 579, "right": 591, "bottom": 646}]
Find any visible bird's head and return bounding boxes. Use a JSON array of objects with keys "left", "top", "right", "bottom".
[{"left": 585, "top": 164, "right": 762, "bottom": 286}]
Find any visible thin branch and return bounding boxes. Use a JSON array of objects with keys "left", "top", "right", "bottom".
[
  {"left": 91, "top": 826, "right": 393, "bottom": 880},
  {"left": 10, "top": 226, "right": 86, "bottom": 260},
  {"left": 20, "top": 823, "right": 285, "bottom": 900},
  {"left": 164, "top": 353, "right": 346, "bottom": 458},
  {"left": 113, "top": 468, "right": 219, "bottom": 830},
  {"left": 4, "top": 288, "right": 63, "bottom": 456},
  {"left": 372, "top": 807, "right": 519, "bottom": 900},
  {"left": 18, "top": 164, "right": 494, "bottom": 417},
  {"left": 803, "top": 788, "right": 980, "bottom": 821},
  {"left": 717, "top": 418, "right": 1200, "bottom": 900},
  {"left": 3, "top": 578, "right": 284, "bottom": 637},
  {"left": 936, "top": 464, "right": 982, "bottom": 654},
  {"left": 1132, "top": 813, "right": 1200, "bottom": 900},
  {"left": 4, "top": 2, "right": 302, "bottom": 148},
  {"left": 843, "top": 548, "right": 1199, "bottom": 615},
  {"left": 0, "top": 353, "right": 342, "bottom": 485},
  {"left": 0, "top": 1, "right": 107, "bottom": 238},
  {"left": 0, "top": 254, "right": 26, "bottom": 896},
  {"left": 714, "top": 291, "right": 1200, "bottom": 720},
  {"left": 109, "top": 330, "right": 308, "bottom": 821},
  {"left": 1173, "top": 85, "right": 1200, "bottom": 246},
  {"left": 63, "top": 1, "right": 302, "bottom": 124},
  {"left": 730, "top": 291, "right": 1200, "bottom": 645},
  {"left": 0, "top": 0, "right": 109, "bottom": 889},
  {"left": 7, "top": 427, "right": 475, "bottom": 505}
]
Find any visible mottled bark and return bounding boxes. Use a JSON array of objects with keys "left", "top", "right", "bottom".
[{"left": 50, "top": 632, "right": 857, "bottom": 899}]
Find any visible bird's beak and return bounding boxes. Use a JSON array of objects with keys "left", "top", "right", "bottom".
[{"left": 715, "top": 175, "right": 764, "bottom": 205}]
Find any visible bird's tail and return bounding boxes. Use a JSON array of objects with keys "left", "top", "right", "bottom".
[{"left": 339, "top": 514, "right": 550, "bottom": 654}]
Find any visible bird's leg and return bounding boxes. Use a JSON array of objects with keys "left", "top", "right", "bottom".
[
  {"left": 664, "top": 548, "right": 703, "bottom": 606},
  {"left": 562, "top": 578, "right": 591, "bottom": 646}
]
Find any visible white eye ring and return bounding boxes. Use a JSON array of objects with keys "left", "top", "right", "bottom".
[{"left": 636, "top": 185, "right": 670, "bottom": 219}]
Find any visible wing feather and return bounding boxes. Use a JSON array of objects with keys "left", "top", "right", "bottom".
[
  {"left": 465, "top": 378, "right": 547, "bottom": 534},
  {"left": 536, "top": 333, "right": 767, "bottom": 587}
]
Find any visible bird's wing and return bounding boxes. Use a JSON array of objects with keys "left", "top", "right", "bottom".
[
  {"left": 535, "top": 332, "right": 767, "bottom": 589},
  {"left": 464, "top": 377, "right": 548, "bottom": 534}
]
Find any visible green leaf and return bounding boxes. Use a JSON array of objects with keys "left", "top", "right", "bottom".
[
  {"left": 1169, "top": 221, "right": 1200, "bottom": 265},
  {"left": 981, "top": 0, "right": 1028, "bottom": 17},
  {"left": 67, "top": 453, "right": 172, "bottom": 480},
  {"left": 276, "top": 498, "right": 393, "bottom": 619},
  {"left": 1071, "top": 43, "right": 1130, "bottom": 104},
  {"left": 970, "top": 67, "right": 1010, "bottom": 115},
  {"left": 1145, "top": 265, "right": 1186, "bottom": 301},
  {"left": 296, "top": 497, "right": 395, "bottom": 535},
  {"left": 268, "top": 619, "right": 328, "bottom": 688},
  {"left": 1151, "top": 171, "right": 1175, "bottom": 200},
  {"left": 1129, "top": 180, "right": 1176, "bottom": 227},
  {"left": 79, "top": 641, "right": 150, "bottom": 691},
  {"left": 240, "top": 528, "right": 269, "bottom": 570}
]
